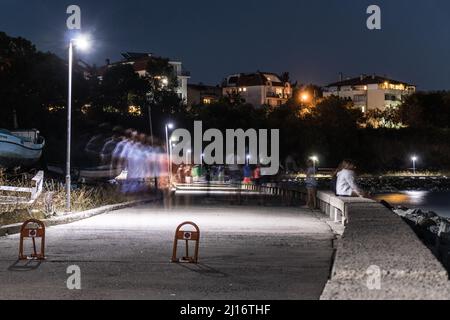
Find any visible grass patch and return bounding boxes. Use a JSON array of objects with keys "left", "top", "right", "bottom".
[{"left": 0, "top": 171, "right": 144, "bottom": 227}]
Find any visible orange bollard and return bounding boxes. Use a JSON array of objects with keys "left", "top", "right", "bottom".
[
  {"left": 171, "top": 222, "right": 200, "bottom": 264},
  {"left": 19, "top": 219, "right": 46, "bottom": 260}
]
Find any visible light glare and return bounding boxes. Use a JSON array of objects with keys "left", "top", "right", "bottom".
[{"left": 73, "top": 35, "right": 90, "bottom": 51}]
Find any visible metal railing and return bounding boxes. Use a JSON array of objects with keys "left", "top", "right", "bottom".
[{"left": 0, "top": 171, "right": 44, "bottom": 205}]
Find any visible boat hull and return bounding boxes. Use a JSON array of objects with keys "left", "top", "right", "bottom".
[
  {"left": 0, "top": 130, "right": 44, "bottom": 168},
  {"left": 47, "top": 164, "right": 123, "bottom": 182}
]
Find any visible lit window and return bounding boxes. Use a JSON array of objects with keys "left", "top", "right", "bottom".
[
  {"left": 128, "top": 105, "right": 142, "bottom": 116},
  {"left": 243, "top": 87, "right": 247, "bottom": 92},
  {"left": 203, "top": 98, "right": 212, "bottom": 105}
]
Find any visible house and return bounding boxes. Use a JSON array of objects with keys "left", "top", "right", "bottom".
[
  {"left": 99, "top": 52, "right": 190, "bottom": 103},
  {"left": 187, "top": 83, "right": 222, "bottom": 106},
  {"left": 222, "top": 72, "right": 292, "bottom": 107},
  {"left": 323, "top": 74, "right": 416, "bottom": 112}
]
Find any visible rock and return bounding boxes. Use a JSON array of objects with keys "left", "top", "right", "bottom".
[
  {"left": 417, "top": 217, "right": 437, "bottom": 228},
  {"left": 439, "top": 221, "right": 450, "bottom": 236},
  {"left": 424, "top": 211, "right": 438, "bottom": 219},
  {"left": 429, "top": 225, "right": 440, "bottom": 235}
]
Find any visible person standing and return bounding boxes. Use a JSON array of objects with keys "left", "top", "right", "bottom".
[
  {"left": 305, "top": 159, "right": 318, "bottom": 209},
  {"left": 243, "top": 164, "right": 252, "bottom": 184},
  {"left": 253, "top": 165, "right": 261, "bottom": 186}
]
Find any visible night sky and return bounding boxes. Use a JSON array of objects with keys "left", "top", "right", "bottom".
[{"left": 1, "top": 0, "right": 450, "bottom": 90}]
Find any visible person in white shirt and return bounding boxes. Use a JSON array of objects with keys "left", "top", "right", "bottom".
[{"left": 335, "top": 159, "right": 364, "bottom": 197}]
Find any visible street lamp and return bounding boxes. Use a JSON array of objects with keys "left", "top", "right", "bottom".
[
  {"left": 165, "top": 123, "right": 174, "bottom": 185},
  {"left": 309, "top": 155, "right": 319, "bottom": 171},
  {"left": 301, "top": 92, "right": 310, "bottom": 103},
  {"left": 66, "top": 34, "right": 91, "bottom": 212},
  {"left": 411, "top": 156, "right": 418, "bottom": 175}
]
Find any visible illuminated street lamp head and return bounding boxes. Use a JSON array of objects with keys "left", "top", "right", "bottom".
[
  {"left": 72, "top": 35, "right": 90, "bottom": 51},
  {"left": 301, "top": 92, "right": 310, "bottom": 102},
  {"left": 167, "top": 123, "right": 174, "bottom": 129},
  {"left": 310, "top": 155, "right": 318, "bottom": 162},
  {"left": 412, "top": 156, "right": 418, "bottom": 162}
]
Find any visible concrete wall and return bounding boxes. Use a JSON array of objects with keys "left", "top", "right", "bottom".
[{"left": 317, "top": 191, "right": 450, "bottom": 300}]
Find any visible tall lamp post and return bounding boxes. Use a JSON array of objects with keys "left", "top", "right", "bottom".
[
  {"left": 66, "top": 35, "right": 90, "bottom": 212},
  {"left": 411, "top": 156, "right": 418, "bottom": 175},
  {"left": 165, "top": 123, "right": 174, "bottom": 185}
]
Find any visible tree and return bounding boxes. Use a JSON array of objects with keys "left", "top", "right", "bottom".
[
  {"left": 399, "top": 92, "right": 450, "bottom": 128},
  {"left": 0, "top": 31, "right": 75, "bottom": 130},
  {"left": 363, "top": 107, "right": 403, "bottom": 129},
  {"left": 308, "top": 95, "right": 362, "bottom": 128},
  {"left": 144, "top": 57, "right": 183, "bottom": 114},
  {"left": 92, "top": 64, "right": 147, "bottom": 117}
]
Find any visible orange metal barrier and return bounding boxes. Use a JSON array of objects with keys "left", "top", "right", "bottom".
[
  {"left": 171, "top": 221, "right": 200, "bottom": 263},
  {"left": 19, "top": 219, "right": 46, "bottom": 260}
]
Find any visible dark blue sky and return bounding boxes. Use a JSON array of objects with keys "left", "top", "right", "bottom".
[{"left": 1, "top": 0, "right": 450, "bottom": 90}]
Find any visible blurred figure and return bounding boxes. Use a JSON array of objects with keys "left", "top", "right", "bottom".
[
  {"left": 142, "top": 135, "right": 156, "bottom": 189},
  {"left": 176, "top": 164, "right": 186, "bottom": 184},
  {"left": 111, "top": 128, "right": 134, "bottom": 172},
  {"left": 100, "top": 126, "right": 123, "bottom": 165},
  {"left": 152, "top": 138, "right": 169, "bottom": 189},
  {"left": 305, "top": 159, "right": 318, "bottom": 209},
  {"left": 126, "top": 133, "right": 147, "bottom": 193},
  {"left": 84, "top": 123, "right": 111, "bottom": 165},
  {"left": 184, "top": 164, "right": 192, "bottom": 184}
]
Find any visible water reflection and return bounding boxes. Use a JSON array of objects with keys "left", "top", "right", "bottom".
[{"left": 373, "top": 191, "right": 450, "bottom": 218}]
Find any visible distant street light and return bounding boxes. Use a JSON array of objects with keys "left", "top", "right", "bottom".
[
  {"left": 301, "top": 92, "right": 310, "bottom": 103},
  {"left": 309, "top": 155, "right": 319, "bottom": 171},
  {"left": 411, "top": 156, "right": 418, "bottom": 175},
  {"left": 66, "top": 34, "right": 91, "bottom": 212},
  {"left": 165, "top": 123, "right": 174, "bottom": 185}
]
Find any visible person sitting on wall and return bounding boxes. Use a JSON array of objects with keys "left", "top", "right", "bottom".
[{"left": 335, "top": 159, "right": 365, "bottom": 198}]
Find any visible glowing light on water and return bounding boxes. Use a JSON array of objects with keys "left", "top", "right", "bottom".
[{"left": 404, "top": 191, "right": 429, "bottom": 206}]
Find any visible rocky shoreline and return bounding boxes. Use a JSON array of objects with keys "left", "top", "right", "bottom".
[
  {"left": 283, "top": 175, "right": 450, "bottom": 193},
  {"left": 392, "top": 205, "right": 450, "bottom": 273}
]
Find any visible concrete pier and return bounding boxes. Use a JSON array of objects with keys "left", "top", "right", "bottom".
[
  {"left": 0, "top": 183, "right": 449, "bottom": 300},
  {"left": 0, "top": 195, "right": 334, "bottom": 300},
  {"left": 315, "top": 191, "right": 450, "bottom": 300}
]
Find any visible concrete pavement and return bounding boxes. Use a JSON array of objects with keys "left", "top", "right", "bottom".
[{"left": 0, "top": 198, "right": 335, "bottom": 300}]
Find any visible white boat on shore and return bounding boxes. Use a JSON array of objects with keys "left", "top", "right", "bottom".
[{"left": 0, "top": 129, "right": 45, "bottom": 168}]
